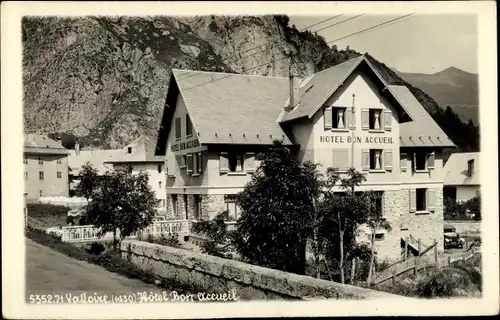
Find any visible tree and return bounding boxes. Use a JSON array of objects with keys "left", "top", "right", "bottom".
[
  {"left": 191, "top": 211, "right": 235, "bottom": 259},
  {"left": 85, "top": 166, "right": 158, "bottom": 249},
  {"left": 318, "top": 168, "right": 372, "bottom": 284},
  {"left": 234, "top": 140, "right": 316, "bottom": 275},
  {"left": 75, "top": 162, "right": 100, "bottom": 201},
  {"left": 365, "top": 191, "right": 392, "bottom": 286},
  {"left": 61, "top": 133, "right": 77, "bottom": 149}
]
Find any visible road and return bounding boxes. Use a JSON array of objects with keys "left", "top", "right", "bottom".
[{"left": 25, "top": 238, "right": 168, "bottom": 302}]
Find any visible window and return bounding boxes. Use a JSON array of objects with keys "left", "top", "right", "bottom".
[
  {"left": 57, "top": 158, "right": 62, "bottom": 164},
  {"left": 225, "top": 195, "right": 240, "bottom": 220},
  {"left": 228, "top": 152, "right": 244, "bottom": 172},
  {"left": 375, "top": 233, "right": 385, "bottom": 240},
  {"left": 175, "top": 117, "right": 182, "bottom": 139},
  {"left": 194, "top": 195, "right": 202, "bottom": 220},
  {"left": 414, "top": 152, "right": 427, "bottom": 171},
  {"left": 371, "top": 192, "right": 383, "bottom": 216},
  {"left": 416, "top": 188, "right": 427, "bottom": 211},
  {"left": 158, "top": 164, "right": 162, "bottom": 173},
  {"left": 158, "top": 181, "right": 162, "bottom": 189},
  {"left": 39, "top": 190, "right": 43, "bottom": 197},
  {"left": 181, "top": 155, "right": 187, "bottom": 168},
  {"left": 369, "top": 149, "right": 383, "bottom": 170},
  {"left": 171, "top": 195, "right": 178, "bottom": 216},
  {"left": 38, "top": 157, "right": 43, "bottom": 165},
  {"left": 23, "top": 157, "right": 28, "bottom": 164},
  {"left": 57, "top": 171, "right": 62, "bottom": 179},
  {"left": 39, "top": 171, "right": 44, "bottom": 180},
  {"left": 127, "top": 147, "right": 132, "bottom": 154},
  {"left": 24, "top": 172, "right": 28, "bottom": 180},
  {"left": 369, "top": 109, "right": 382, "bottom": 130},
  {"left": 332, "top": 107, "right": 347, "bottom": 129},
  {"left": 467, "top": 159, "right": 475, "bottom": 176},
  {"left": 183, "top": 194, "right": 188, "bottom": 219},
  {"left": 186, "top": 114, "right": 193, "bottom": 136}
]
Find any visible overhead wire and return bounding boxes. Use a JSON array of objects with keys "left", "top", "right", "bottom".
[{"left": 181, "top": 13, "right": 417, "bottom": 91}]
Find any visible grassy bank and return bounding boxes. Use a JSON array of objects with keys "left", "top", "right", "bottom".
[
  {"left": 27, "top": 203, "right": 69, "bottom": 227},
  {"left": 372, "top": 255, "right": 482, "bottom": 298},
  {"left": 25, "top": 227, "right": 199, "bottom": 295}
]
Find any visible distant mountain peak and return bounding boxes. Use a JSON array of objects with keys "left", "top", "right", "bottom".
[{"left": 434, "top": 66, "right": 476, "bottom": 77}]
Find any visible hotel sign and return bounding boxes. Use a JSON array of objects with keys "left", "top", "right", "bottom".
[
  {"left": 171, "top": 139, "right": 200, "bottom": 152},
  {"left": 320, "top": 135, "right": 394, "bottom": 144}
]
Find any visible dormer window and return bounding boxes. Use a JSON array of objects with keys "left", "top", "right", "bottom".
[
  {"left": 467, "top": 159, "right": 474, "bottom": 177},
  {"left": 332, "top": 107, "right": 346, "bottom": 129},
  {"left": 186, "top": 114, "right": 193, "bottom": 137},
  {"left": 127, "top": 147, "right": 132, "bottom": 154},
  {"left": 369, "top": 109, "right": 382, "bottom": 130}
]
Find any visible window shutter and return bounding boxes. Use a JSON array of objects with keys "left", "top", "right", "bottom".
[
  {"left": 192, "top": 152, "right": 198, "bottom": 173},
  {"left": 409, "top": 189, "right": 416, "bottom": 213},
  {"left": 332, "top": 149, "right": 349, "bottom": 172},
  {"left": 400, "top": 153, "right": 407, "bottom": 172},
  {"left": 197, "top": 152, "right": 203, "bottom": 174},
  {"left": 186, "top": 153, "right": 193, "bottom": 174},
  {"left": 175, "top": 117, "right": 181, "bottom": 139},
  {"left": 427, "top": 152, "right": 435, "bottom": 170},
  {"left": 245, "top": 152, "right": 255, "bottom": 172},
  {"left": 324, "top": 107, "right": 332, "bottom": 129},
  {"left": 362, "top": 149, "right": 370, "bottom": 171},
  {"left": 384, "top": 150, "right": 393, "bottom": 171},
  {"left": 361, "top": 109, "right": 369, "bottom": 130},
  {"left": 167, "top": 156, "right": 176, "bottom": 176},
  {"left": 219, "top": 152, "right": 229, "bottom": 173},
  {"left": 383, "top": 110, "right": 392, "bottom": 131},
  {"left": 428, "top": 189, "right": 437, "bottom": 212}
]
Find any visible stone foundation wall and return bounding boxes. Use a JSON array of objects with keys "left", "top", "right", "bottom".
[
  {"left": 121, "top": 240, "right": 408, "bottom": 300},
  {"left": 377, "top": 190, "right": 402, "bottom": 261},
  {"left": 401, "top": 187, "right": 444, "bottom": 253}
]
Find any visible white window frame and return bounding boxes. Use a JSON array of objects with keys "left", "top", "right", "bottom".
[
  {"left": 369, "top": 108, "right": 383, "bottom": 131},
  {"left": 57, "top": 171, "right": 62, "bottom": 179},
  {"left": 369, "top": 149, "right": 384, "bottom": 171},
  {"left": 228, "top": 152, "right": 244, "bottom": 173},
  {"left": 225, "top": 195, "right": 240, "bottom": 221},
  {"left": 332, "top": 107, "right": 347, "bottom": 130},
  {"left": 416, "top": 188, "right": 428, "bottom": 212},
  {"left": 413, "top": 152, "right": 428, "bottom": 172}
]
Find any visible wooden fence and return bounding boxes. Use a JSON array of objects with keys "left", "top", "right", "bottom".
[{"left": 374, "top": 239, "right": 480, "bottom": 285}]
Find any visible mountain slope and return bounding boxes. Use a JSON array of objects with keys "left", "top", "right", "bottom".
[
  {"left": 394, "top": 67, "right": 479, "bottom": 124},
  {"left": 22, "top": 15, "right": 479, "bottom": 152}
]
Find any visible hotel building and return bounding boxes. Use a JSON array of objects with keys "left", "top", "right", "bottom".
[
  {"left": 155, "top": 55, "right": 455, "bottom": 260},
  {"left": 24, "top": 134, "right": 69, "bottom": 200}
]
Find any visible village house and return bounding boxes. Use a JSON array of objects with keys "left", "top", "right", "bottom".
[
  {"left": 104, "top": 136, "right": 167, "bottom": 211},
  {"left": 443, "top": 152, "right": 480, "bottom": 202},
  {"left": 155, "top": 55, "right": 456, "bottom": 260},
  {"left": 24, "top": 134, "right": 70, "bottom": 200}
]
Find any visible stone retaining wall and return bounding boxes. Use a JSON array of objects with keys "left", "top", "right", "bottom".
[
  {"left": 445, "top": 221, "right": 481, "bottom": 235},
  {"left": 121, "top": 240, "right": 409, "bottom": 300}
]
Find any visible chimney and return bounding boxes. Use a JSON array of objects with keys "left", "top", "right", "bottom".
[
  {"left": 75, "top": 143, "right": 80, "bottom": 156},
  {"left": 287, "top": 73, "right": 300, "bottom": 111},
  {"left": 467, "top": 159, "right": 474, "bottom": 177}
]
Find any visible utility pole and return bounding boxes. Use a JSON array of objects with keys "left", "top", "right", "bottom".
[{"left": 351, "top": 94, "right": 356, "bottom": 169}]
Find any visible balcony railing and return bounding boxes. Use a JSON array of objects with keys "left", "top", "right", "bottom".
[{"left": 61, "top": 219, "right": 190, "bottom": 243}]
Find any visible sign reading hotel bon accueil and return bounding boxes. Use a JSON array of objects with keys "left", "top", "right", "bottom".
[
  {"left": 319, "top": 136, "right": 395, "bottom": 144},
  {"left": 171, "top": 139, "right": 200, "bottom": 152}
]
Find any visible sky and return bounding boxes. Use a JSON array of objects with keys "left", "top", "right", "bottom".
[{"left": 289, "top": 14, "right": 478, "bottom": 74}]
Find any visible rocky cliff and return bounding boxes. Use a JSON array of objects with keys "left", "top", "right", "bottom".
[{"left": 22, "top": 15, "right": 477, "bottom": 151}]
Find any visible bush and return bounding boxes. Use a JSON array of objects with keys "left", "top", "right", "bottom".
[
  {"left": 416, "top": 266, "right": 481, "bottom": 298},
  {"left": 192, "top": 211, "right": 236, "bottom": 259},
  {"left": 87, "top": 242, "right": 105, "bottom": 255},
  {"left": 139, "top": 232, "right": 182, "bottom": 249},
  {"left": 27, "top": 203, "right": 68, "bottom": 217}
]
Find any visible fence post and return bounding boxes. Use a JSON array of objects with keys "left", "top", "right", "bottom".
[
  {"left": 465, "top": 230, "right": 468, "bottom": 251},
  {"left": 404, "top": 237, "right": 408, "bottom": 260},
  {"left": 392, "top": 268, "right": 397, "bottom": 284},
  {"left": 434, "top": 239, "right": 439, "bottom": 268},
  {"left": 448, "top": 256, "right": 451, "bottom": 266}
]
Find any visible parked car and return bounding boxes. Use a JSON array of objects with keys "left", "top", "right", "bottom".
[{"left": 444, "top": 224, "right": 465, "bottom": 249}]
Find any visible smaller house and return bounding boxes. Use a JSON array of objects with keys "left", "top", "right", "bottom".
[
  {"left": 24, "top": 134, "right": 70, "bottom": 200},
  {"left": 104, "top": 136, "right": 167, "bottom": 212},
  {"left": 443, "top": 152, "right": 480, "bottom": 202},
  {"left": 68, "top": 144, "right": 124, "bottom": 194}
]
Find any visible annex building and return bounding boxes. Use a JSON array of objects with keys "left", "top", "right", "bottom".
[
  {"left": 155, "top": 55, "right": 456, "bottom": 260},
  {"left": 24, "top": 134, "right": 70, "bottom": 200}
]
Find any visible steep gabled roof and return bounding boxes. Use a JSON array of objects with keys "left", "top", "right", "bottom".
[
  {"left": 280, "top": 55, "right": 412, "bottom": 123},
  {"left": 105, "top": 136, "right": 164, "bottom": 163},
  {"left": 443, "top": 152, "right": 480, "bottom": 186},
  {"left": 68, "top": 149, "right": 122, "bottom": 175},
  {"left": 156, "top": 69, "right": 293, "bottom": 155},
  {"left": 389, "top": 85, "right": 456, "bottom": 148}
]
